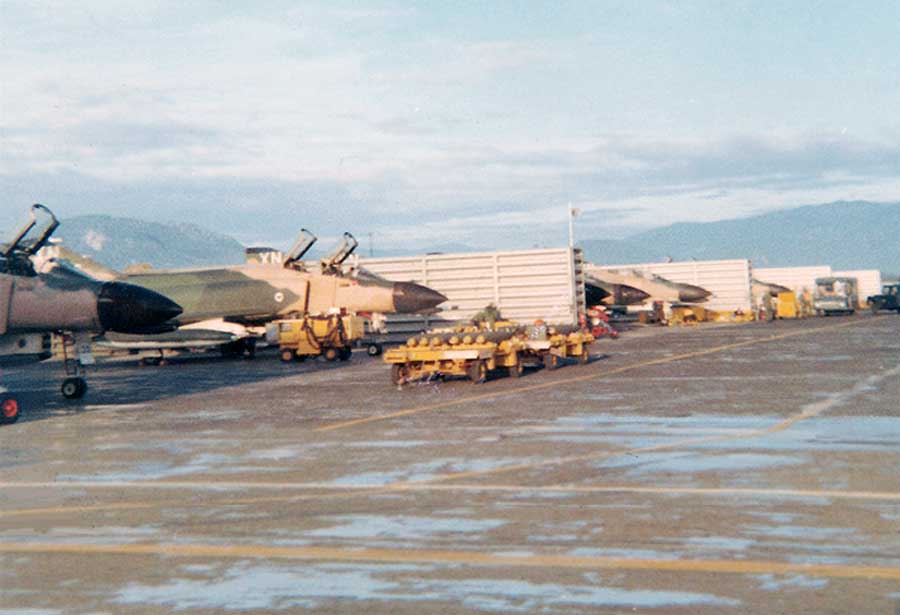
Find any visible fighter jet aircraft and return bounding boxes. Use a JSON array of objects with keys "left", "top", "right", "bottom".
[
  {"left": 585, "top": 266, "right": 712, "bottom": 304},
  {"left": 751, "top": 278, "right": 791, "bottom": 300},
  {"left": 1, "top": 205, "right": 183, "bottom": 422},
  {"left": 67, "top": 229, "right": 447, "bottom": 361},
  {"left": 584, "top": 275, "right": 651, "bottom": 307}
]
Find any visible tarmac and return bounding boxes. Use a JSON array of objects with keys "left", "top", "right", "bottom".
[{"left": 1, "top": 314, "right": 898, "bottom": 614}]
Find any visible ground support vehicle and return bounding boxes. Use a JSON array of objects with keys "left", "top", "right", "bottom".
[
  {"left": 384, "top": 328, "right": 525, "bottom": 384},
  {"left": 813, "top": 277, "right": 859, "bottom": 316},
  {"left": 519, "top": 325, "right": 594, "bottom": 370},
  {"left": 776, "top": 291, "right": 800, "bottom": 319},
  {"left": 385, "top": 322, "right": 596, "bottom": 384},
  {"left": 867, "top": 284, "right": 900, "bottom": 314},
  {"left": 268, "top": 314, "right": 365, "bottom": 362}
]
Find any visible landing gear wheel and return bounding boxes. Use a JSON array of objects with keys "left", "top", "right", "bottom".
[
  {"left": 367, "top": 343, "right": 383, "bottom": 357},
  {"left": 1, "top": 396, "right": 19, "bottom": 425},
  {"left": 323, "top": 347, "right": 339, "bottom": 362},
  {"left": 390, "top": 364, "right": 407, "bottom": 385},
  {"left": 61, "top": 377, "right": 87, "bottom": 400},
  {"left": 579, "top": 348, "right": 590, "bottom": 365},
  {"left": 339, "top": 347, "right": 352, "bottom": 361},
  {"left": 543, "top": 353, "right": 559, "bottom": 371},
  {"left": 280, "top": 349, "right": 295, "bottom": 363},
  {"left": 468, "top": 360, "right": 487, "bottom": 384},
  {"left": 509, "top": 358, "right": 524, "bottom": 378}
]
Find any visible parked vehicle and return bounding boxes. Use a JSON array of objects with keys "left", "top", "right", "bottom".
[
  {"left": 867, "top": 283, "right": 900, "bottom": 314},
  {"left": 812, "top": 277, "right": 858, "bottom": 316}
]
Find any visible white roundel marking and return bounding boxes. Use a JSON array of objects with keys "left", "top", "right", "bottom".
[{"left": 274, "top": 291, "right": 285, "bottom": 303}]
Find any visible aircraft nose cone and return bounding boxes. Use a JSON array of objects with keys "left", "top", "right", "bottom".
[
  {"left": 97, "top": 282, "right": 183, "bottom": 333},
  {"left": 678, "top": 285, "right": 712, "bottom": 303},
  {"left": 392, "top": 282, "right": 448, "bottom": 313},
  {"left": 620, "top": 287, "right": 651, "bottom": 305}
]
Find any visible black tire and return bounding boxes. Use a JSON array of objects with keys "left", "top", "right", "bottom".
[
  {"left": 367, "top": 343, "right": 383, "bottom": 357},
  {"left": 61, "top": 377, "right": 87, "bottom": 400},
  {"left": 280, "top": 349, "right": 295, "bottom": 363},
  {"left": 468, "top": 360, "right": 487, "bottom": 384},
  {"left": 870, "top": 301, "right": 882, "bottom": 314},
  {"left": 339, "top": 347, "right": 352, "bottom": 361},
  {"left": 390, "top": 364, "right": 406, "bottom": 385},
  {"left": 323, "top": 347, "right": 339, "bottom": 362},
  {"left": 543, "top": 353, "right": 558, "bottom": 371},
  {"left": 0, "top": 396, "right": 19, "bottom": 425}
]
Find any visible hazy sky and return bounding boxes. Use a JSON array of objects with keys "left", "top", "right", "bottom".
[{"left": 2, "top": 1, "right": 899, "bottom": 250}]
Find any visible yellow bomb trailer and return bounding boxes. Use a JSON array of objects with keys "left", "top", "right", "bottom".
[
  {"left": 520, "top": 324, "right": 594, "bottom": 370},
  {"left": 267, "top": 313, "right": 366, "bottom": 363},
  {"left": 384, "top": 323, "right": 594, "bottom": 384},
  {"left": 384, "top": 329, "right": 523, "bottom": 384}
]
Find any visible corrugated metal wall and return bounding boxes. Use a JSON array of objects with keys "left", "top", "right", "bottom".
[
  {"left": 357, "top": 248, "right": 586, "bottom": 338},
  {"left": 593, "top": 259, "right": 753, "bottom": 312},
  {"left": 833, "top": 270, "right": 883, "bottom": 306},
  {"left": 754, "top": 266, "right": 831, "bottom": 294}
]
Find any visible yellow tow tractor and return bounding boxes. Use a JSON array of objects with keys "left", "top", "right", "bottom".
[
  {"left": 268, "top": 313, "right": 366, "bottom": 363},
  {"left": 384, "top": 320, "right": 594, "bottom": 384}
]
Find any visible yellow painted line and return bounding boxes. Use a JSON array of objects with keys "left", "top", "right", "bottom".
[
  {"left": 316, "top": 318, "right": 881, "bottom": 433},
  {"left": 2, "top": 482, "right": 897, "bottom": 520},
  {"left": 1, "top": 541, "right": 898, "bottom": 581},
  {"left": 4, "top": 480, "right": 898, "bottom": 501},
  {"left": 0, "top": 503, "right": 156, "bottom": 518},
  {"left": 0, "top": 486, "right": 391, "bottom": 519}
]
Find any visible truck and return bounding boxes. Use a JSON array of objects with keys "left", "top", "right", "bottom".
[
  {"left": 867, "top": 283, "right": 900, "bottom": 314},
  {"left": 812, "top": 277, "right": 858, "bottom": 316}
]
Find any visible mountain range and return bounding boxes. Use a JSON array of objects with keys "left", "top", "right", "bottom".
[
  {"left": 55, "top": 201, "right": 898, "bottom": 274},
  {"left": 580, "top": 201, "right": 899, "bottom": 273}
]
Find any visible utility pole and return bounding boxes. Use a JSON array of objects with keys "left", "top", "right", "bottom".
[{"left": 568, "top": 202, "right": 579, "bottom": 249}]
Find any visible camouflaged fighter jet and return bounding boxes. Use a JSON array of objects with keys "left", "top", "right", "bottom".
[
  {"left": 584, "top": 266, "right": 712, "bottom": 305},
  {"left": 1, "top": 205, "right": 183, "bottom": 422},
  {"left": 79, "top": 230, "right": 446, "bottom": 362}
]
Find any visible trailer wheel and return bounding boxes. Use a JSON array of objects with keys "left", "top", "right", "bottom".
[
  {"left": 1, "top": 396, "right": 19, "bottom": 425},
  {"left": 280, "top": 349, "right": 295, "bottom": 363},
  {"left": 468, "top": 360, "right": 487, "bottom": 384},
  {"left": 61, "top": 377, "right": 87, "bottom": 400},
  {"left": 509, "top": 357, "right": 524, "bottom": 378},
  {"left": 543, "top": 353, "right": 558, "bottom": 371},
  {"left": 367, "top": 343, "right": 383, "bottom": 357},
  {"left": 323, "top": 347, "right": 339, "bottom": 362},
  {"left": 390, "top": 364, "right": 407, "bottom": 385},
  {"left": 339, "top": 347, "right": 352, "bottom": 361}
]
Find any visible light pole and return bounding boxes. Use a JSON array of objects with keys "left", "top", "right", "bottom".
[{"left": 568, "top": 202, "right": 580, "bottom": 249}]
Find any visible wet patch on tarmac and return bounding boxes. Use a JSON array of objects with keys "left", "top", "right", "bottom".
[{"left": 113, "top": 561, "right": 741, "bottom": 612}]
